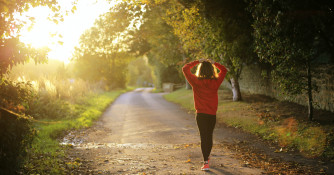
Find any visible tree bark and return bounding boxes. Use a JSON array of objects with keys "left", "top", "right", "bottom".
[
  {"left": 230, "top": 77, "right": 242, "bottom": 101},
  {"left": 182, "top": 53, "right": 192, "bottom": 90},
  {"left": 185, "top": 79, "right": 191, "bottom": 90},
  {"left": 307, "top": 57, "right": 314, "bottom": 121}
]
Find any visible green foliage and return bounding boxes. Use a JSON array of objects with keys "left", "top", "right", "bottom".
[
  {"left": 249, "top": 0, "right": 334, "bottom": 120},
  {"left": 27, "top": 95, "right": 74, "bottom": 120},
  {"left": 24, "top": 77, "right": 105, "bottom": 120},
  {"left": 73, "top": 2, "right": 140, "bottom": 89},
  {"left": 127, "top": 57, "right": 153, "bottom": 87},
  {"left": 165, "top": 0, "right": 256, "bottom": 73},
  {"left": 146, "top": 54, "right": 183, "bottom": 89},
  {"left": 164, "top": 2, "right": 208, "bottom": 58},
  {"left": 148, "top": 56, "right": 165, "bottom": 89},
  {"left": 249, "top": 0, "right": 334, "bottom": 95},
  {"left": 6, "top": 61, "right": 100, "bottom": 119},
  {"left": 128, "top": 2, "right": 185, "bottom": 88},
  {"left": 0, "top": 108, "right": 35, "bottom": 174},
  {"left": 6, "top": 59, "right": 107, "bottom": 120},
  {"left": 72, "top": 53, "right": 130, "bottom": 89},
  {"left": 156, "top": 0, "right": 256, "bottom": 100},
  {"left": 161, "top": 65, "right": 184, "bottom": 84},
  {"left": 1, "top": 64, "right": 114, "bottom": 173},
  {"left": 0, "top": 77, "right": 33, "bottom": 113},
  {"left": 73, "top": 54, "right": 107, "bottom": 82},
  {"left": 0, "top": 38, "right": 51, "bottom": 74}
]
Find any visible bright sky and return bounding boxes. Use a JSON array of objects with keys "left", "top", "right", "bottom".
[{"left": 18, "top": 0, "right": 117, "bottom": 64}]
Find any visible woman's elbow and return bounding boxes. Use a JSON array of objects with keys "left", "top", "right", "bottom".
[{"left": 182, "top": 66, "right": 187, "bottom": 73}]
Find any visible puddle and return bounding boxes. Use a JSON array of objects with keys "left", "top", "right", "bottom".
[
  {"left": 68, "top": 142, "right": 175, "bottom": 149},
  {"left": 60, "top": 130, "right": 197, "bottom": 150},
  {"left": 60, "top": 131, "right": 85, "bottom": 146}
]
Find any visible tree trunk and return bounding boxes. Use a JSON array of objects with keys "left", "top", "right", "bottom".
[
  {"left": 307, "top": 58, "right": 313, "bottom": 121},
  {"left": 154, "top": 69, "right": 162, "bottom": 90},
  {"left": 230, "top": 77, "right": 242, "bottom": 101},
  {"left": 185, "top": 79, "right": 191, "bottom": 90},
  {"left": 182, "top": 53, "right": 191, "bottom": 90}
]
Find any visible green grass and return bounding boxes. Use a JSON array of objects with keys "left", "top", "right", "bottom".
[
  {"left": 163, "top": 88, "right": 194, "bottom": 110},
  {"left": 164, "top": 88, "right": 333, "bottom": 159},
  {"left": 23, "top": 89, "right": 127, "bottom": 174},
  {"left": 151, "top": 88, "right": 164, "bottom": 93}
]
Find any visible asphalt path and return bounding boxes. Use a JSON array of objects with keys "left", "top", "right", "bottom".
[{"left": 64, "top": 88, "right": 263, "bottom": 174}]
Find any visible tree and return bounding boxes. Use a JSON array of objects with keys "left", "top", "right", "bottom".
[
  {"left": 72, "top": 2, "right": 140, "bottom": 88},
  {"left": 127, "top": 57, "right": 153, "bottom": 87},
  {"left": 127, "top": 2, "right": 185, "bottom": 89},
  {"left": 0, "top": 38, "right": 50, "bottom": 74},
  {"left": 163, "top": 0, "right": 256, "bottom": 101},
  {"left": 0, "top": 0, "right": 61, "bottom": 74},
  {"left": 249, "top": 0, "right": 334, "bottom": 120},
  {"left": 203, "top": 0, "right": 257, "bottom": 101}
]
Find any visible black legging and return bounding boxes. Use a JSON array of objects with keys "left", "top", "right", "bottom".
[{"left": 196, "top": 113, "right": 216, "bottom": 161}]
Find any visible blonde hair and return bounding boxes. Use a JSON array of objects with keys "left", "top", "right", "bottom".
[{"left": 195, "top": 61, "right": 218, "bottom": 79}]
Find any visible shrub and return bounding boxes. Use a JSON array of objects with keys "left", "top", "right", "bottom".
[
  {"left": 26, "top": 92, "right": 75, "bottom": 120},
  {"left": 0, "top": 108, "right": 35, "bottom": 174},
  {"left": 0, "top": 78, "right": 33, "bottom": 113}
]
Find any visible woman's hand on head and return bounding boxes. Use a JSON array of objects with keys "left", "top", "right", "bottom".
[
  {"left": 207, "top": 59, "right": 215, "bottom": 64},
  {"left": 198, "top": 58, "right": 206, "bottom": 63}
]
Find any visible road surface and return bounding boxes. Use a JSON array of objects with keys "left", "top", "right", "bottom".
[{"left": 64, "top": 88, "right": 264, "bottom": 174}]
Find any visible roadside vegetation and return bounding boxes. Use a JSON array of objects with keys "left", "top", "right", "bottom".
[
  {"left": 164, "top": 88, "right": 334, "bottom": 160},
  {"left": 0, "top": 60, "right": 135, "bottom": 174},
  {"left": 22, "top": 90, "right": 126, "bottom": 174}
]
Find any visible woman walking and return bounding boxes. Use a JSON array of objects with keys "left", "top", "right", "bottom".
[{"left": 182, "top": 58, "right": 228, "bottom": 171}]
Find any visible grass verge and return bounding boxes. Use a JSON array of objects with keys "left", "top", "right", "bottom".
[
  {"left": 22, "top": 89, "right": 128, "bottom": 174},
  {"left": 164, "top": 88, "right": 334, "bottom": 160}
]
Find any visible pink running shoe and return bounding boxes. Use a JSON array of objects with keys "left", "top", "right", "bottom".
[{"left": 201, "top": 163, "right": 209, "bottom": 171}]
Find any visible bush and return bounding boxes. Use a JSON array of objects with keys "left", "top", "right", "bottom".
[
  {"left": 0, "top": 77, "right": 76, "bottom": 120},
  {"left": 26, "top": 92, "right": 75, "bottom": 120},
  {"left": 0, "top": 78, "right": 33, "bottom": 113},
  {"left": 0, "top": 108, "right": 35, "bottom": 174}
]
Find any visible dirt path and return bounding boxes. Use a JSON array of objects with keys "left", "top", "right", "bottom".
[{"left": 63, "top": 88, "right": 263, "bottom": 174}]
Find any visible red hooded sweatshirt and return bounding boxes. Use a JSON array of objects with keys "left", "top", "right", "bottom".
[{"left": 182, "top": 60, "right": 227, "bottom": 115}]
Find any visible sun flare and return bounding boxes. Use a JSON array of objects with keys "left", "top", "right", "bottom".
[
  {"left": 19, "top": 8, "right": 57, "bottom": 48},
  {"left": 18, "top": 0, "right": 115, "bottom": 64}
]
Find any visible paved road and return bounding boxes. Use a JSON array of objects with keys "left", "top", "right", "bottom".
[
  {"left": 65, "top": 88, "right": 263, "bottom": 174},
  {"left": 100, "top": 88, "right": 198, "bottom": 144}
]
